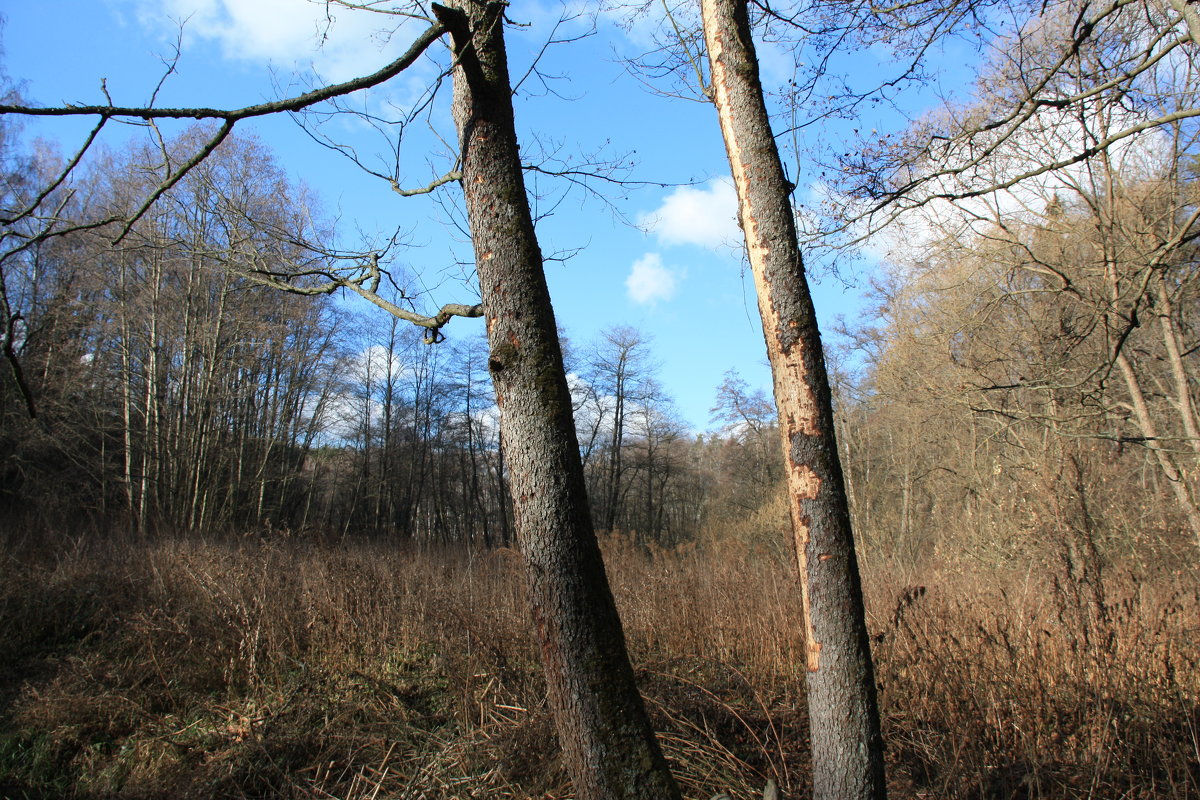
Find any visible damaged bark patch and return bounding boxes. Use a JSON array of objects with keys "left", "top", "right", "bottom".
[
  {"left": 787, "top": 460, "right": 822, "bottom": 672},
  {"left": 488, "top": 335, "right": 520, "bottom": 373}
]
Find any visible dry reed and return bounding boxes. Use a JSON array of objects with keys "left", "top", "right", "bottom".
[{"left": 0, "top": 530, "right": 1195, "bottom": 799}]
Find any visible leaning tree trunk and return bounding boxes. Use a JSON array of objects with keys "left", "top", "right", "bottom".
[
  {"left": 431, "top": 3, "right": 682, "bottom": 798},
  {"left": 701, "top": 0, "right": 888, "bottom": 797}
]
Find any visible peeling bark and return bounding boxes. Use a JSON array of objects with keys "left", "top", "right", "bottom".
[{"left": 701, "top": 0, "right": 888, "bottom": 796}]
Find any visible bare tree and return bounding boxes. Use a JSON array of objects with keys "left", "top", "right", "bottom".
[
  {"left": 0, "top": 6, "right": 683, "bottom": 796},
  {"left": 432, "top": 3, "right": 681, "bottom": 795},
  {"left": 814, "top": 0, "right": 1200, "bottom": 253},
  {"left": 836, "top": 0, "right": 1200, "bottom": 550},
  {"left": 581, "top": 325, "right": 661, "bottom": 534},
  {"left": 702, "top": 0, "right": 888, "bottom": 797},
  {"left": 710, "top": 369, "right": 780, "bottom": 512}
]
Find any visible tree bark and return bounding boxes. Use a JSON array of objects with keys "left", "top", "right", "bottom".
[
  {"left": 1115, "top": 348, "right": 1200, "bottom": 545},
  {"left": 434, "top": 3, "right": 681, "bottom": 798},
  {"left": 701, "top": 0, "right": 888, "bottom": 797}
]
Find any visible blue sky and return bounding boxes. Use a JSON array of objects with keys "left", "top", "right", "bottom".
[{"left": 2, "top": 0, "right": 896, "bottom": 430}]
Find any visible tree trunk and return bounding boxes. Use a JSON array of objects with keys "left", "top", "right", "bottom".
[
  {"left": 604, "top": 356, "right": 627, "bottom": 533},
  {"left": 433, "top": 3, "right": 681, "bottom": 798},
  {"left": 1115, "top": 348, "right": 1200, "bottom": 545},
  {"left": 701, "top": 0, "right": 888, "bottom": 797},
  {"left": 1154, "top": 274, "right": 1200, "bottom": 456}
]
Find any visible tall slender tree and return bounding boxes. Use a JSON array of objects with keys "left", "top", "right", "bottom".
[
  {"left": 432, "top": 3, "right": 681, "bottom": 796},
  {"left": 701, "top": 0, "right": 888, "bottom": 797}
]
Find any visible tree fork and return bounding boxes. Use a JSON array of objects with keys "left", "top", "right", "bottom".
[
  {"left": 432, "top": 2, "right": 682, "bottom": 798},
  {"left": 701, "top": 0, "right": 888, "bottom": 797}
]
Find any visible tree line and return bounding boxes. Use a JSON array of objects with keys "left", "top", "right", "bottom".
[{"left": 0, "top": 129, "right": 771, "bottom": 548}]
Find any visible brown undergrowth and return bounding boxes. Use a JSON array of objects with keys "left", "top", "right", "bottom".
[{"left": 0, "top": 530, "right": 1196, "bottom": 799}]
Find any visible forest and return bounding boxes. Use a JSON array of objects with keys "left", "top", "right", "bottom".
[{"left": 2, "top": 0, "right": 1199, "bottom": 798}]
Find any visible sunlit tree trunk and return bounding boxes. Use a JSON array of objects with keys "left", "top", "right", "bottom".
[
  {"left": 1115, "top": 347, "right": 1200, "bottom": 543},
  {"left": 1098, "top": 238, "right": 1200, "bottom": 545},
  {"left": 118, "top": 254, "right": 139, "bottom": 531},
  {"left": 140, "top": 248, "right": 164, "bottom": 530},
  {"left": 702, "top": 0, "right": 888, "bottom": 796},
  {"left": 435, "top": 2, "right": 681, "bottom": 797},
  {"left": 1154, "top": 274, "right": 1200, "bottom": 456}
]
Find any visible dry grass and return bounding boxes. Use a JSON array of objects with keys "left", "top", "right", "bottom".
[{"left": 0, "top": 529, "right": 1196, "bottom": 799}]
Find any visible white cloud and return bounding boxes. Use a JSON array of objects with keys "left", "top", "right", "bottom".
[
  {"left": 358, "top": 344, "right": 407, "bottom": 381},
  {"left": 126, "top": 0, "right": 427, "bottom": 84},
  {"left": 626, "top": 253, "right": 678, "bottom": 305},
  {"left": 599, "top": 0, "right": 688, "bottom": 53},
  {"left": 808, "top": 103, "right": 1176, "bottom": 271},
  {"left": 640, "top": 177, "right": 741, "bottom": 250}
]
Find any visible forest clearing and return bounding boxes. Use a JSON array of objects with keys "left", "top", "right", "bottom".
[{"left": 1, "top": 528, "right": 1197, "bottom": 799}]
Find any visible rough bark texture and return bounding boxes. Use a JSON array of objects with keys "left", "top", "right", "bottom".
[
  {"left": 701, "top": 0, "right": 888, "bottom": 797},
  {"left": 433, "top": 3, "right": 682, "bottom": 798}
]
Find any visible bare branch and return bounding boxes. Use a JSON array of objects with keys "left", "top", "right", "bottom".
[
  {"left": 814, "top": 0, "right": 1200, "bottom": 254},
  {"left": 114, "top": 121, "right": 234, "bottom": 243},
  {"left": 0, "top": 20, "right": 447, "bottom": 122},
  {"left": 0, "top": 269, "right": 36, "bottom": 419},
  {"left": 0, "top": 116, "right": 107, "bottom": 227},
  {"left": 392, "top": 168, "right": 462, "bottom": 196},
  {"left": 233, "top": 252, "right": 483, "bottom": 343}
]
